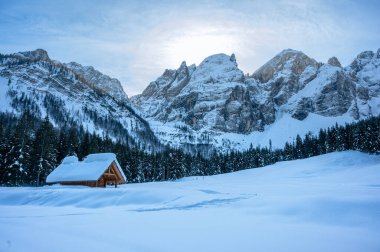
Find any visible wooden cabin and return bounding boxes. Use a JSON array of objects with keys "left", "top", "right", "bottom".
[{"left": 46, "top": 153, "right": 126, "bottom": 188}]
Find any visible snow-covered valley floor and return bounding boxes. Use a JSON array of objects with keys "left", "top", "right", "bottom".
[{"left": 1, "top": 151, "right": 380, "bottom": 252}]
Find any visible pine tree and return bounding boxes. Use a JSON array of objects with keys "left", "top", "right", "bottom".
[
  {"left": 295, "top": 135, "right": 304, "bottom": 159},
  {"left": 78, "top": 132, "right": 91, "bottom": 160},
  {"left": 57, "top": 129, "right": 68, "bottom": 163},
  {"left": 3, "top": 112, "right": 33, "bottom": 185},
  {"left": 317, "top": 129, "right": 327, "bottom": 154},
  {"left": 67, "top": 127, "right": 79, "bottom": 156},
  {"left": 326, "top": 127, "right": 338, "bottom": 152},
  {"left": 30, "top": 116, "right": 58, "bottom": 186}
]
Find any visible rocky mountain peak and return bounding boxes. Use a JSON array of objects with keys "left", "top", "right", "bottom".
[
  {"left": 348, "top": 49, "right": 380, "bottom": 75},
  {"left": 179, "top": 61, "right": 187, "bottom": 68},
  {"left": 188, "top": 53, "right": 243, "bottom": 84},
  {"left": 230, "top": 53, "right": 236, "bottom": 63},
  {"left": 138, "top": 60, "right": 192, "bottom": 100},
  {"left": 64, "top": 61, "right": 129, "bottom": 103},
  {"left": 1, "top": 49, "right": 129, "bottom": 104},
  {"left": 327, "top": 56, "right": 342, "bottom": 67},
  {"left": 16, "top": 49, "right": 50, "bottom": 61},
  {"left": 252, "top": 49, "right": 318, "bottom": 83},
  {"left": 199, "top": 53, "right": 238, "bottom": 67},
  {"left": 177, "top": 61, "right": 189, "bottom": 77},
  {"left": 357, "top": 50, "right": 375, "bottom": 59},
  {"left": 277, "top": 48, "right": 303, "bottom": 56}
]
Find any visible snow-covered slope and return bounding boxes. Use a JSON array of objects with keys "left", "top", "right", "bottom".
[
  {"left": 0, "top": 49, "right": 159, "bottom": 150},
  {"left": 1, "top": 151, "right": 379, "bottom": 251},
  {"left": 132, "top": 49, "right": 380, "bottom": 152}
]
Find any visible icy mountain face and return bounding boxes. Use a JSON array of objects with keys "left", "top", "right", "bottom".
[
  {"left": 132, "top": 49, "right": 380, "bottom": 152},
  {"left": 0, "top": 49, "right": 159, "bottom": 151}
]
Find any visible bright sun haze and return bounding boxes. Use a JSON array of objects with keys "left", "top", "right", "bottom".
[{"left": 166, "top": 25, "right": 236, "bottom": 66}]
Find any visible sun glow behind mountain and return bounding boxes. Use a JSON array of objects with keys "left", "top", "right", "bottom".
[
  {"left": 127, "top": 19, "right": 244, "bottom": 88},
  {"left": 164, "top": 25, "right": 236, "bottom": 66}
]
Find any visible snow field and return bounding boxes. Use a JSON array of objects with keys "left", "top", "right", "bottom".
[{"left": 0, "top": 151, "right": 380, "bottom": 252}]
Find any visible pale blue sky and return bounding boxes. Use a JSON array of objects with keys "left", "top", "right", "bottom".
[{"left": 1, "top": 0, "right": 379, "bottom": 95}]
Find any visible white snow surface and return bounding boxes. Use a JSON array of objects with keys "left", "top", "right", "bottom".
[
  {"left": 1, "top": 151, "right": 380, "bottom": 252},
  {"left": 46, "top": 153, "right": 126, "bottom": 183}
]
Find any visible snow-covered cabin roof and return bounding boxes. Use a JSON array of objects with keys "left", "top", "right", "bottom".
[{"left": 46, "top": 153, "right": 126, "bottom": 183}]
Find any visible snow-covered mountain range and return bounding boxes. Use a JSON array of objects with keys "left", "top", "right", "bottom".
[
  {"left": 0, "top": 49, "right": 160, "bottom": 151},
  {"left": 132, "top": 48, "right": 380, "bottom": 152},
  {"left": 1, "top": 48, "right": 379, "bottom": 153}
]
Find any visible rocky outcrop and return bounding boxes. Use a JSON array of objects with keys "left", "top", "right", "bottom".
[
  {"left": 327, "top": 57, "right": 342, "bottom": 67},
  {"left": 253, "top": 49, "right": 318, "bottom": 83},
  {"left": 292, "top": 97, "right": 315, "bottom": 120},
  {"left": 216, "top": 85, "right": 260, "bottom": 133},
  {"left": 16, "top": 48, "right": 50, "bottom": 61},
  {"left": 315, "top": 70, "right": 356, "bottom": 116},
  {"left": 64, "top": 62, "right": 129, "bottom": 103}
]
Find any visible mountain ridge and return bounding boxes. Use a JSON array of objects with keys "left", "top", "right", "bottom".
[
  {"left": 1, "top": 48, "right": 379, "bottom": 153},
  {"left": 0, "top": 49, "right": 161, "bottom": 152}
]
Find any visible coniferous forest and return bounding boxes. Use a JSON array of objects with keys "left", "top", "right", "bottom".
[{"left": 0, "top": 111, "right": 379, "bottom": 186}]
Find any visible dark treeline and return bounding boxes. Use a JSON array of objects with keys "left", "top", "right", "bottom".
[{"left": 0, "top": 111, "right": 379, "bottom": 186}]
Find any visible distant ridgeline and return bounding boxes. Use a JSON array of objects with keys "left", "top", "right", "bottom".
[{"left": 0, "top": 111, "right": 379, "bottom": 186}]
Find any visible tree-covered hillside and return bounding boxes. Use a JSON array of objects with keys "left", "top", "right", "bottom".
[{"left": 0, "top": 112, "right": 379, "bottom": 186}]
